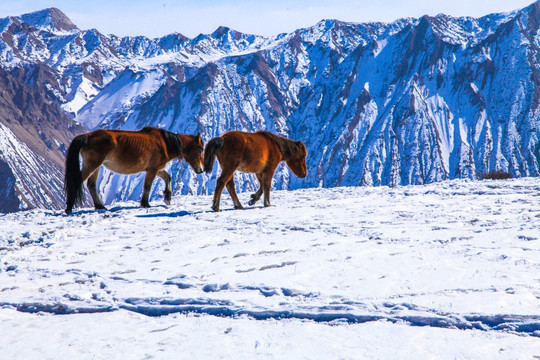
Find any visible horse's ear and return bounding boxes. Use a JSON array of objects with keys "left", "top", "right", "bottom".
[
  {"left": 196, "top": 133, "right": 202, "bottom": 143},
  {"left": 296, "top": 140, "right": 307, "bottom": 155}
]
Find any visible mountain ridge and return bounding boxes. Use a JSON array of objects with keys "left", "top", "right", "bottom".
[{"left": 0, "top": 4, "right": 538, "bottom": 211}]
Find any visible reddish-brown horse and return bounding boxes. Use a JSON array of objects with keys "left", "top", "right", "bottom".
[
  {"left": 64, "top": 127, "right": 204, "bottom": 214},
  {"left": 204, "top": 131, "right": 307, "bottom": 212}
]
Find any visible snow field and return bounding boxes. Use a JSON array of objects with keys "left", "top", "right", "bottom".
[{"left": 0, "top": 178, "right": 539, "bottom": 359}]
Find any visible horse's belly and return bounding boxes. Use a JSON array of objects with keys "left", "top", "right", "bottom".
[
  {"left": 237, "top": 161, "right": 266, "bottom": 173},
  {"left": 103, "top": 159, "right": 147, "bottom": 175},
  {"left": 235, "top": 151, "right": 269, "bottom": 173}
]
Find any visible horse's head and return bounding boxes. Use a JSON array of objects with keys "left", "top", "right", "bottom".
[
  {"left": 286, "top": 141, "right": 308, "bottom": 178},
  {"left": 183, "top": 133, "right": 205, "bottom": 174}
]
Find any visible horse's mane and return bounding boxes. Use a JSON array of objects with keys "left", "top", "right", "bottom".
[
  {"left": 257, "top": 131, "right": 304, "bottom": 159},
  {"left": 161, "top": 129, "right": 183, "bottom": 156},
  {"left": 142, "top": 127, "right": 182, "bottom": 156}
]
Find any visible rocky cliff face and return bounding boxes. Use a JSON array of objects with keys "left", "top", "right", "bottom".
[
  {"left": 0, "top": 4, "right": 538, "bottom": 210},
  {"left": 0, "top": 65, "right": 85, "bottom": 212}
]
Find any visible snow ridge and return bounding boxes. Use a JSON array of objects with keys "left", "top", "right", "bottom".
[{"left": 3, "top": 297, "right": 539, "bottom": 337}]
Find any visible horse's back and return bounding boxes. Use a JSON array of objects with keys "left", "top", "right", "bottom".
[
  {"left": 219, "top": 131, "right": 280, "bottom": 173},
  {"left": 84, "top": 128, "right": 166, "bottom": 174},
  {"left": 221, "top": 131, "right": 273, "bottom": 155},
  {"left": 86, "top": 128, "right": 162, "bottom": 151}
]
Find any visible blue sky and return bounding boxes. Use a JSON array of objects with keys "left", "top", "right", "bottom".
[{"left": 0, "top": 0, "right": 535, "bottom": 38}]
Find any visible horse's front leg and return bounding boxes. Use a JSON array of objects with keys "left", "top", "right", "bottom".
[
  {"left": 141, "top": 170, "right": 158, "bottom": 208},
  {"left": 157, "top": 170, "right": 172, "bottom": 205}
]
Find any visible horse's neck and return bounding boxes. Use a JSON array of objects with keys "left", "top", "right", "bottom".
[
  {"left": 278, "top": 138, "right": 295, "bottom": 161},
  {"left": 177, "top": 134, "right": 190, "bottom": 156}
]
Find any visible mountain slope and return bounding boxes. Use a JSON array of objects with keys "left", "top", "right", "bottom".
[
  {"left": 0, "top": 4, "right": 538, "bottom": 209},
  {"left": 76, "top": 4, "right": 539, "bottom": 202},
  {"left": 0, "top": 65, "right": 85, "bottom": 212}
]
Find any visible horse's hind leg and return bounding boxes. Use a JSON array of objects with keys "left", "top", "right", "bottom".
[
  {"left": 157, "top": 170, "right": 172, "bottom": 205},
  {"left": 141, "top": 170, "right": 158, "bottom": 208},
  {"left": 226, "top": 179, "right": 243, "bottom": 209},
  {"left": 248, "top": 173, "right": 263, "bottom": 206},
  {"left": 86, "top": 169, "right": 106, "bottom": 210},
  {"left": 81, "top": 155, "right": 106, "bottom": 211}
]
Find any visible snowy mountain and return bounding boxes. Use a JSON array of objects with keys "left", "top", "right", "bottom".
[
  {"left": 0, "top": 4, "right": 539, "bottom": 210},
  {"left": 1, "top": 179, "right": 539, "bottom": 358}
]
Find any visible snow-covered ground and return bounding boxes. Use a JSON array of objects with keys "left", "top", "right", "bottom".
[{"left": 0, "top": 178, "right": 539, "bottom": 359}]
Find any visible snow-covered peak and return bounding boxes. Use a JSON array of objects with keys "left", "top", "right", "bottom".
[
  {"left": 211, "top": 26, "right": 240, "bottom": 39},
  {"left": 157, "top": 32, "right": 191, "bottom": 52},
  {"left": 185, "top": 25, "right": 269, "bottom": 56},
  {"left": 17, "top": 7, "right": 78, "bottom": 33}
]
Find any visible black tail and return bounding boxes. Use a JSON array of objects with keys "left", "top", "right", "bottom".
[
  {"left": 64, "top": 134, "right": 87, "bottom": 214},
  {"left": 204, "top": 137, "right": 224, "bottom": 173}
]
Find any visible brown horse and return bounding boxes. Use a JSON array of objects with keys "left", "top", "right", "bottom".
[
  {"left": 204, "top": 131, "right": 307, "bottom": 212},
  {"left": 64, "top": 127, "right": 204, "bottom": 214}
]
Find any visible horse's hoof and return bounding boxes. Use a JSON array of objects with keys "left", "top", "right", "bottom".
[
  {"left": 212, "top": 206, "right": 220, "bottom": 212},
  {"left": 95, "top": 205, "right": 107, "bottom": 211},
  {"left": 65, "top": 208, "right": 72, "bottom": 215},
  {"left": 248, "top": 199, "right": 255, "bottom": 206},
  {"left": 234, "top": 204, "right": 244, "bottom": 210},
  {"left": 164, "top": 193, "right": 171, "bottom": 205}
]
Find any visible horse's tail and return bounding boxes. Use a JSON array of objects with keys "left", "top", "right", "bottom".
[
  {"left": 204, "top": 137, "right": 224, "bottom": 173},
  {"left": 64, "top": 134, "right": 87, "bottom": 214}
]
